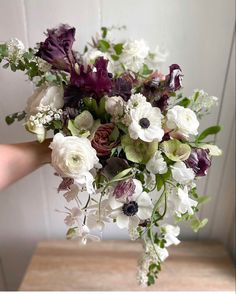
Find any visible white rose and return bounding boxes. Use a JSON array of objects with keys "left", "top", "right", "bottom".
[
  {"left": 146, "top": 151, "right": 167, "bottom": 174},
  {"left": 49, "top": 133, "right": 100, "bottom": 193},
  {"left": 25, "top": 85, "right": 64, "bottom": 115},
  {"left": 166, "top": 105, "right": 199, "bottom": 137},
  {"left": 171, "top": 161, "right": 195, "bottom": 185},
  {"left": 105, "top": 96, "right": 124, "bottom": 117}
]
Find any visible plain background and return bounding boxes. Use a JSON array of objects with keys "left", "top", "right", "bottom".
[{"left": 0, "top": 0, "right": 235, "bottom": 290}]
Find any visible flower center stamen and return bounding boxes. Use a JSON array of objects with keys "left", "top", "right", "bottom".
[
  {"left": 139, "top": 117, "right": 150, "bottom": 129},
  {"left": 122, "top": 201, "right": 138, "bottom": 216}
]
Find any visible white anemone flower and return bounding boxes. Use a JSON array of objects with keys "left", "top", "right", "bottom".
[
  {"left": 109, "top": 179, "right": 153, "bottom": 230},
  {"left": 128, "top": 104, "right": 164, "bottom": 142}
]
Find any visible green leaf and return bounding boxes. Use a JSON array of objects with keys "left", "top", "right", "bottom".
[
  {"left": 17, "top": 111, "right": 26, "bottom": 121},
  {"left": 141, "top": 64, "right": 153, "bottom": 75},
  {"left": 0, "top": 44, "right": 8, "bottom": 57},
  {"left": 156, "top": 174, "right": 164, "bottom": 191},
  {"left": 191, "top": 218, "right": 208, "bottom": 232},
  {"left": 111, "top": 167, "right": 133, "bottom": 182},
  {"left": 52, "top": 120, "right": 62, "bottom": 130},
  {"left": 147, "top": 274, "right": 155, "bottom": 286},
  {"left": 178, "top": 97, "right": 191, "bottom": 107},
  {"left": 97, "top": 39, "right": 110, "bottom": 52},
  {"left": 101, "top": 27, "right": 108, "bottom": 39},
  {"left": 10, "top": 63, "right": 17, "bottom": 72},
  {"left": 5, "top": 115, "right": 15, "bottom": 125},
  {"left": 113, "top": 43, "right": 123, "bottom": 55},
  {"left": 111, "top": 54, "right": 119, "bottom": 61},
  {"left": 196, "top": 125, "right": 221, "bottom": 142},
  {"left": 109, "top": 126, "right": 119, "bottom": 142},
  {"left": 197, "top": 196, "right": 210, "bottom": 205}
]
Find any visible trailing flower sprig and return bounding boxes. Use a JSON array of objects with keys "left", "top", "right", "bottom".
[{"left": 0, "top": 24, "right": 222, "bottom": 287}]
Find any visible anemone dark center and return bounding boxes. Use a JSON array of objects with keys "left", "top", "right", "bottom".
[
  {"left": 122, "top": 201, "right": 138, "bottom": 216},
  {"left": 139, "top": 118, "right": 150, "bottom": 129}
]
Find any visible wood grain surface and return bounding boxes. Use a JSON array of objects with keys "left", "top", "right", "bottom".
[{"left": 19, "top": 240, "right": 235, "bottom": 291}]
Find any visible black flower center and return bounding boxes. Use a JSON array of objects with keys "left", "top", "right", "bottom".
[
  {"left": 122, "top": 201, "right": 138, "bottom": 216},
  {"left": 139, "top": 118, "right": 150, "bottom": 129}
]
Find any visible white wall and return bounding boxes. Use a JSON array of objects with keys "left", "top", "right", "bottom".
[{"left": 0, "top": 0, "right": 235, "bottom": 290}]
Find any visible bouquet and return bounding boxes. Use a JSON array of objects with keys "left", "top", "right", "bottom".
[{"left": 0, "top": 24, "right": 222, "bottom": 286}]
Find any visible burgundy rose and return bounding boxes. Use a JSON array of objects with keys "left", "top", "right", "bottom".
[
  {"left": 36, "top": 24, "right": 76, "bottom": 71},
  {"left": 92, "top": 123, "right": 119, "bottom": 157},
  {"left": 166, "top": 64, "right": 183, "bottom": 91},
  {"left": 185, "top": 148, "right": 211, "bottom": 177}
]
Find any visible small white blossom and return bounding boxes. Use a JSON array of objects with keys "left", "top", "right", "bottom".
[
  {"left": 161, "top": 224, "right": 180, "bottom": 247},
  {"left": 171, "top": 161, "right": 195, "bottom": 185},
  {"left": 146, "top": 151, "right": 168, "bottom": 174},
  {"left": 64, "top": 207, "right": 82, "bottom": 226},
  {"left": 173, "top": 186, "right": 198, "bottom": 216}
]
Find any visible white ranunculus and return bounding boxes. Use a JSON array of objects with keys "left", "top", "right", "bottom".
[
  {"left": 174, "top": 186, "right": 198, "bottom": 216},
  {"left": 128, "top": 104, "right": 164, "bottom": 142},
  {"left": 146, "top": 150, "right": 167, "bottom": 174},
  {"left": 171, "top": 161, "right": 195, "bottom": 185},
  {"left": 161, "top": 224, "right": 180, "bottom": 247},
  {"left": 105, "top": 96, "right": 124, "bottom": 117},
  {"left": 25, "top": 85, "right": 64, "bottom": 115},
  {"left": 166, "top": 105, "right": 199, "bottom": 137},
  {"left": 49, "top": 133, "right": 100, "bottom": 193}
]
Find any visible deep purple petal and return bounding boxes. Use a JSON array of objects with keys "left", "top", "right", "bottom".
[
  {"left": 37, "top": 24, "right": 76, "bottom": 71},
  {"left": 185, "top": 148, "right": 211, "bottom": 177}
]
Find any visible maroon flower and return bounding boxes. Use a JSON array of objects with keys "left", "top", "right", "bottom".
[
  {"left": 70, "top": 57, "right": 112, "bottom": 99},
  {"left": 166, "top": 64, "right": 183, "bottom": 91},
  {"left": 113, "top": 180, "right": 135, "bottom": 199},
  {"left": 92, "top": 123, "right": 119, "bottom": 157},
  {"left": 185, "top": 148, "right": 211, "bottom": 177},
  {"left": 36, "top": 24, "right": 76, "bottom": 71}
]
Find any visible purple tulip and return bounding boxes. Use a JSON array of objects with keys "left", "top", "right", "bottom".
[
  {"left": 70, "top": 57, "right": 112, "bottom": 98},
  {"left": 36, "top": 24, "right": 76, "bottom": 71},
  {"left": 185, "top": 148, "right": 211, "bottom": 177},
  {"left": 167, "top": 64, "right": 183, "bottom": 91}
]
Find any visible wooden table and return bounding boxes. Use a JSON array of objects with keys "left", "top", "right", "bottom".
[{"left": 19, "top": 240, "right": 235, "bottom": 291}]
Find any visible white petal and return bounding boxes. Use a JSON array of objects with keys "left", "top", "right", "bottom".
[
  {"left": 137, "top": 207, "right": 152, "bottom": 220},
  {"left": 129, "top": 215, "right": 140, "bottom": 230},
  {"left": 116, "top": 213, "right": 129, "bottom": 228},
  {"left": 109, "top": 196, "right": 123, "bottom": 210},
  {"left": 137, "top": 192, "right": 153, "bottom": 207}
]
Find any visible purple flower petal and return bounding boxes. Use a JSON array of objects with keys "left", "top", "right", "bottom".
[
  {"left": 37, "top": 24, "right": 76, "bottom": 71},
  {"left": 185, "top": 148, "right": 211, "bottom": 177}
]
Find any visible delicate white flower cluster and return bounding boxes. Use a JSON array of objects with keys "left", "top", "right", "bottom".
[
  {"left": 6, "top": 38, "right": 25, "bottom": 62},
  {"left": 189, "top": 89, "right": 218, "bottom": 117},
  {"left": 29, "top": 105, "right": 62, "bottom": 127},
  {"left": 137, "top": 224, "right": 180, "bottom": 286},
  {"left": 82, "top": 39, "right": 167, "bottom": 75}
]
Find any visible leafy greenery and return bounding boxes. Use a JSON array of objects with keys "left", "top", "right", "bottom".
[{"left": 196, "top": 125, "right": 221, "bottom": 142}]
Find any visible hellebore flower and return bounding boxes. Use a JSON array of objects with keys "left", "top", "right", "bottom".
[
  {"left": 166, "top": 64, "right": 183, "bottom": 91},
  {"left": 70, "top": 57, "right": 112, "bottom": 99},
  {"left": 185, "top": 148, "right": 211, "bottom": 177},
  {"left": 36, "top": 24, "right": 76, "bottom": 71}
]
